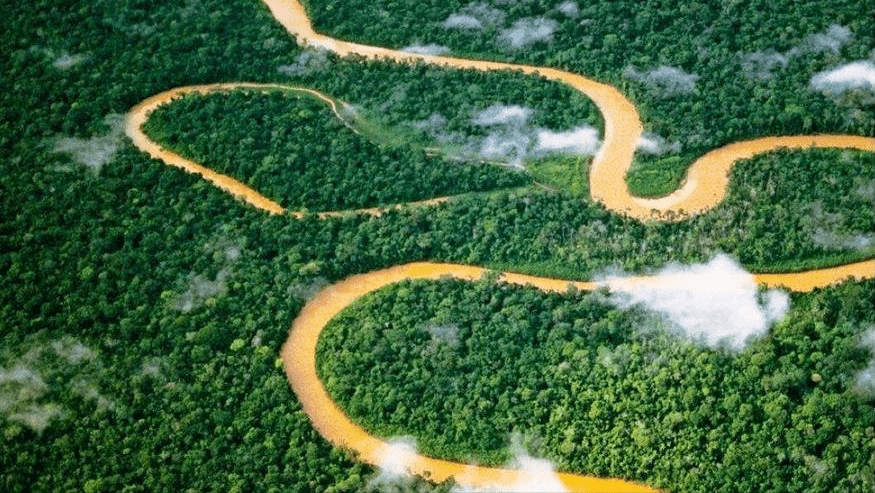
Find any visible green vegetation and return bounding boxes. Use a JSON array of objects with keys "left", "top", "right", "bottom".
[
  {"left": 526, "top": 155, "right": 592, "bottom": 197},
  {"left": 625, "top": 155, "right": 692, "bottom": 198},
  {"left": 306, "top": 0, "right": 875, "bottom": 191},
  {"left": 142, "top": 89, "right": 530, "bottom": 211},
  {"left": 1, "top": 0, "right": 873, "bottom": 491},
  {"left": 318, "top": 276, "right": 875, "bottom": 493}
]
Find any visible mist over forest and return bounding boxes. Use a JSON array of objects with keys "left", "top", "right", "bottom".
[{"left": 1, "top": 0, "right": 873, "bottom": 492}]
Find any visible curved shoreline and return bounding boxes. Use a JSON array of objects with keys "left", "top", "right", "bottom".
[
  {"left": 124, "top": 0, "right": 875, "bottom": 491},
  {"left": 125, "top": 83, "right": 452, "bottom": 218},
  {"left": 260, "top": 0, "right": 875, "bottom": 222},
  {"left": 281, "top": 259, "right": 875, "bottom": 492}
]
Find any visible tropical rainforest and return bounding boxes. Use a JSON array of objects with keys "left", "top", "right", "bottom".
[
  {"left": 1, "top": 0, "right": 873, "bottom": 492},
  {"left": 318, "top": 276, "right": 875, "bottom": 493}
]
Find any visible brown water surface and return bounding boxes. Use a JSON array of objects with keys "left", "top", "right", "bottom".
[{"left": 125, "top": 1, "right": 875, "bottom": 490}]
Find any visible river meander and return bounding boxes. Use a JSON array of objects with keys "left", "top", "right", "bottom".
[{"left": 126, "top": 1, "right": 875, "bottom": 490}]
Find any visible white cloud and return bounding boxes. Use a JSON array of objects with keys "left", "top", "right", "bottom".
[
  {"left": 401, "top": 43, "right": 451, "bottom": 56},
  {"left": 442, "top": 3, "right": 506, "bottom": 30},
  {"left": 810, "top": 60, "right": 875, "bottom": 95},
  {"left": 174, "top": 268, "right": 230, "bottom": 313},
  {"left": 365, "top": 436, "right": 422, "bottom": 491},
  {"left": 635, "top": 132, "right": 680, "bottom": 155},
  {"left": 600, "top": 253, "right": 790, "bottom": 350},
  {"left": 7, "top": 404, "right": 64, "bottom": 434},
  {"left": 855, "top": 326, "right": 875, "bottom": 398},
  {"left": 801, "top": 24, "right": 854, "bottom": 54},
  {"left": 52, "top": 114, "right": 125, "bottom": 173},
  {"left": 443, "top": 14, "right": 484, "bottom": 30},
  {"left": 556, "top": 1, "right": 579, "bottom": 17},
  {"left": 453, "top": 436, "right": 568, "bottom": 493},
  {"left": 739, "top": 51, "right": 789, "bottom": 80},
  {"left": 53, "top": 53, "right": 85, "bottom": 69},
  {"left": 417, "top": 104, "right": 601, "bottom": 166},
  {"left": 535, "top": 126, "right": 600, "bottom": 156},
  {"left": 378, "top": 437, "right": 418, "bottom": 476},
  {"left": 0, "top": 337, "right": 104, "bottom": 433},
  {"left": 277, "top": 49, "right": 330, "bottom": 76},
  {"left": 472, "top": 104, "right": 533, "bottom": 127},
  {"left": 624, "top": 65, "right": 700, "bottom": 96},
  {"left": 499, "top": 18, "right": 559, "bottom": 49},
  {"left": 51, "top": 338, "right": 96, "bottom": 365},
  {"left": 425, "top": 323, "right": 460, "bottom": 346},
  {"left": 472, "top": 105, "right": 534, "bottom": 166}
]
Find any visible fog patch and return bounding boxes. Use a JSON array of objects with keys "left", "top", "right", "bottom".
[
  {"left": 636, "top": 132, "right": 681, "bottom": 155},
  {"left": 413, "top": 105, "right": 601, "bottom": 166},
  {"left": 413, "top": 113, "right": 458, "bottom": 143},
  {"left": 425, "top": 323, "right": 460, "bottom": 346},
  {"left": 472, "top": 104, "right": 533, "bottom": 126},
  {"left": 53, "top": 52, "right": 86, "bottom": 69},
  {"left": 401, "top": 43, "right": 451, "bottom": 56},
  {"left": 0, "top": 336, "right": 106, "bottom": 433},
  {"left": 599, "top": 253, "right": 790, "bottom": 350},
  {"left": 172, "top": 233, "right": 244, "bottom": 312},
  {"left": 797, "top": 24, "right": 854, "bottom": 54},
  {"left": 556, "top": 1, "right": 579, "bottom": 17},
  {"left": 810, "top": 229, "right": 875, "bottom": 250},
  {"left": 52, "top": 114, "right": 125, "bottom": 173},
  {"left": 805, "top": 201, "right": 875, "bottom": 250},
  {"left": 738, "top": 25, "right": 854, "bottom": 81},
  {"left": 535, "top": 126, "right": 600, "bottom": 156},
  {"left": 287, "top": 276, "right": 330, "bottom": 302},
  {"left": 51, "top": 338, "right": 96, "bottom": 365},
  {"left": 453, "top": 435, "right": 568, "bottom": 492},
  {"left": 624, "top": 65, "right": 700, "bottom": 97},
  {"left": 175, "top": 269, "right": 229, "bottom": 312},
  {"left": 71, "top": 378, "right": 116, "bottom": 412},
  {"left": 471, "top": 104, "right": 533, "bottom": 166},
  {"left": 853, "top": 326, "right": 875, "bottom": 398},
  {"left": 364, "top": 436, "right": 424, "bottom": 491},
  {"left": 443, "top": 14, "right": 484, "bottom": 30},
  {"left": 499, "top": 18, "right": 559, "bottom": 49},
  {"left": 810, "top": 61, "right": 875, "bottom": 96},
  {"left": 739, "top": 51, "right": 788, "bottom": 80},
  {"left": 139, "top": 357, "right": 165, "bottom": 379},
  {"left": 442, "top": 3, "right": 506, "bottom": 31},
  {"left": 278, "top": 48, "right": 331, "bottom": 76}
]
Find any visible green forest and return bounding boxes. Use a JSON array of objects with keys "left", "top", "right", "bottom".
[
  {"left": 141, "top": 89, "right": 530, "bottom": 211},
  {"left": 318, "top": 276, "right": 875, "bottom": 493},
  {"left": 1, "top": 0, "right": 873, "bottom": 492}
]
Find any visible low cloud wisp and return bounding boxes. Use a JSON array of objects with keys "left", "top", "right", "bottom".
[
  {"left": 365, "top": 436, "right": 427, "bottom": 491},
  {"left": 635, "top": 132, "right": 681, "bottom": 155},
  {"left": 737, "top": 24, "right": 855, "bottom": 81},
  {"left": 277, "top": 49, "right": 330, "bottom": 76},
  {"left": 535, "top": 126, "right": 600, "bottom": 156},
  {"left": 453, "top": 435, "right": 569, "bottom": 493},
  {"left": 810, "top": 60, "right": 875, "bottom": 96},
  {"left": 498, "top": 18, "right": 559, "bottom": 49},
  {"left": 624, "top": 65, "right": 700, "bottom": 97},
  {"left": 600, "top": 254, "right": 790, "bottom": 350},
  {"left": 442, "top": 3, "right": 506, "bottom": 31},
  {"left": 413, "top": 104, "right": 601, "bottom": 167},
  {"left": 854, "top": 326, "right": 875, "bottom": 398},
  {"left": 0, "top": 337, "right": 107, "bottom": 433},
  {"left": 401, "top": 43, "right": 451, "bottom": 56},
  {"left": 52, "top": 114, "right": 125, "bottom": 173}
]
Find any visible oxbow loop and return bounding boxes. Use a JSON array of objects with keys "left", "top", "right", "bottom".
[{"left": 125, "top": 0, "right": 875, "bottom": 490}]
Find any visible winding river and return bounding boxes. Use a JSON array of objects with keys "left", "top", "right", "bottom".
[{"left": 125, "top": 0, "right": 875, "bottom": 491}]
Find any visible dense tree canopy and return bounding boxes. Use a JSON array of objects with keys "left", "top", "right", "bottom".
[
  {"left": 1, "top": 0, "right": 872, "bottom": 491},
  {"left": 142, "top": 89, "right": 529, "bottom": 211},
  {"left": 318, "top": 277, "right": 875, "bottom": 492}
]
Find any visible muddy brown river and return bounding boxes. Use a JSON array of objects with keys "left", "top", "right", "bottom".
[{"left": 125, "top": 1, "right": 875, "bottom": 490}]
